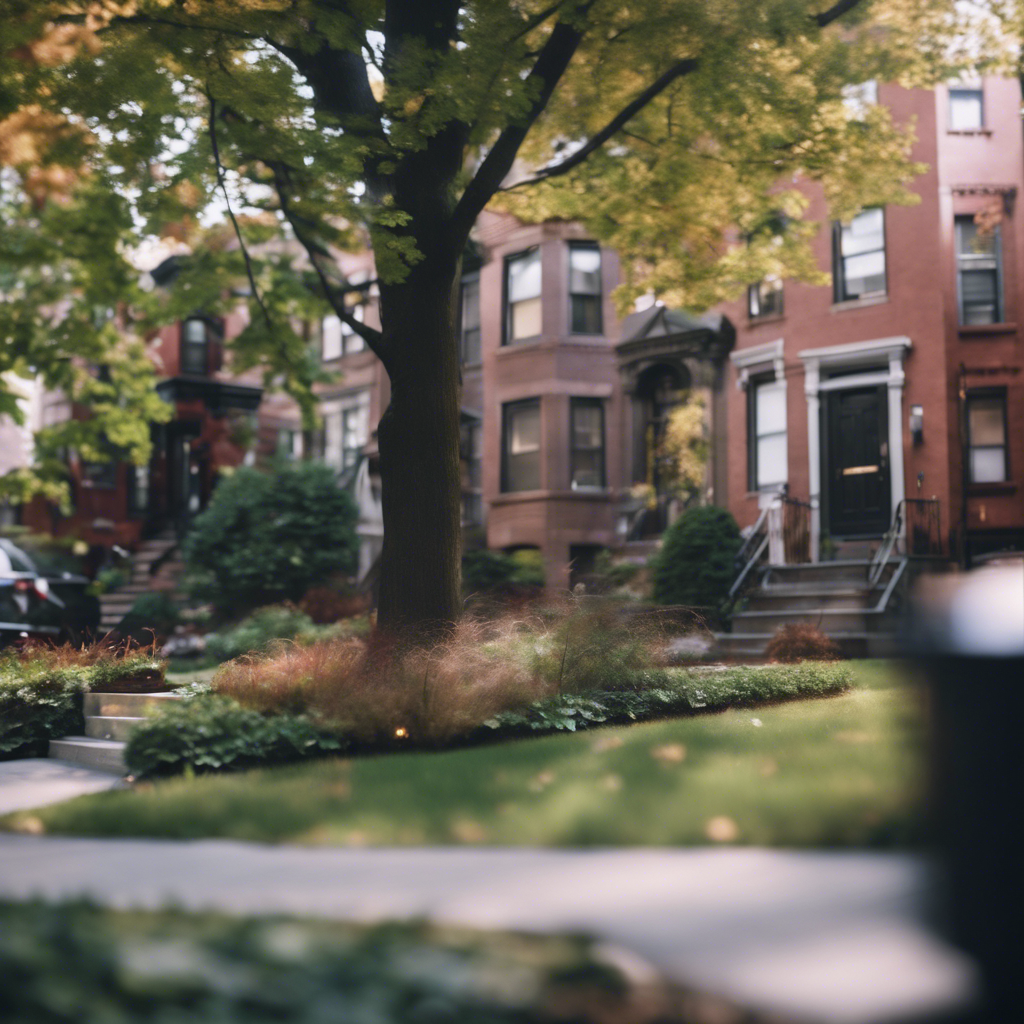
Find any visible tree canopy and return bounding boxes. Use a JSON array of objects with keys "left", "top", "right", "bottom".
[{"left": 0, "top": 0, "right": 1007, "bottom": 627}]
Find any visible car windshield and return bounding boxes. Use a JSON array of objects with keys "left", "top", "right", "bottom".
[{"left": 0, "top": 538, "right": 38, "bottom": 574}]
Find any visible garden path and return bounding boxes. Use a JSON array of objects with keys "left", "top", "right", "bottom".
[
  {"left": 0, "top": 836, "right": 975, "bottom": 1024},
  {"left": 0, "top": 758, "right": 124, "bottom": 815}
]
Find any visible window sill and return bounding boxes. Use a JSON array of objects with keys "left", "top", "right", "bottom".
[
  {"left": 830, "top": 294, "right": 888, "bottom": 313},
  {"left": 461, "top": 360, "right": 483, "bottom": 371},
  {"left": 947, "top": 129, "right": 992, "bottom": 137},
  {"left": 959, "top": 323, "right": 1017, "bottom": 337},
  {"left": 967, "top": 482, "right": 1017, "bottom": 496},
  {"left": 748, "top": 313, "right": 785, "bottom": 326}
]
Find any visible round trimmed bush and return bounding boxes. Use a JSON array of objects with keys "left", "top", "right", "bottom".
[
  {"left": 183, "top": 462, "right": 359, "bottom": 613},
  {"left": 653, "top": 505, "right": 741, "bottom": 608}
]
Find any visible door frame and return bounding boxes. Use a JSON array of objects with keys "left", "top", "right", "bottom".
[{"left": 800, "top": 336, "right": 910, "bottom": 560}]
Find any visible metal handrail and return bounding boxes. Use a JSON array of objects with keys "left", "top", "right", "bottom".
[
  {"left": 868, "top": 501, "right": 906, "bottom": 588},
  {"left": 725, "top": 506, "right": 771, "bottom": 609}
]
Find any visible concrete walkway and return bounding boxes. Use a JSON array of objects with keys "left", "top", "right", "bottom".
[
  {"left": 0, "top": 837, "right": 976, "bottom": 1024},
  {"left": 0, "top": 758, "right": 123, "bottom": 815}
]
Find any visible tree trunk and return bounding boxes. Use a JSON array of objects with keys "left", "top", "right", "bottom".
[{"left": 374, "top": 256, "right": 463, "bottom": 638}]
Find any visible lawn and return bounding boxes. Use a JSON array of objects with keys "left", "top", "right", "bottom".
[{"left": 2, "top": 662, "right": 926, "bottom": 847}]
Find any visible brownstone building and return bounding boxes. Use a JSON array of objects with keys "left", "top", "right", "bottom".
[
  {"left": 11, "top": 77, "right": 1022, "bottom": 590},
  {"left": 722, "top": 76, "right": 1024, "bottom": 565}
]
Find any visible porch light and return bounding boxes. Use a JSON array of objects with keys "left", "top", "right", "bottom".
[{"left": 910, "top": 405, "right": 924, "bottom": 445}]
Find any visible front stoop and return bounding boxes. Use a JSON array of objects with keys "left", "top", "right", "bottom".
[
  {"left": 48, "top": 692, "right": 179, "bottom": 775},
  {"left": 712, "top": 559, "right": 905, "bottom": 661}
]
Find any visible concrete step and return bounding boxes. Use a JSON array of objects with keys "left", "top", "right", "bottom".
[
  {"left": 711, "top": 631, "right": 902, "bottom": 661},
  {"left": 84, "top": 716, "right": 145, "bottom": 742},
  {"left": 761, "top": 561, "right": 895, "bottom": 586},
  {"left": 732, "top": 608, "right": 892, "bottom": 634},
  {"left": 48, "top": 737, "right": 125, "bottom": 774},
  {"left": 745, "top": 589, "right": 875, "bottom": 612},
  {"left": 84, "top": 692, "right": 179, "bottom": 718}
]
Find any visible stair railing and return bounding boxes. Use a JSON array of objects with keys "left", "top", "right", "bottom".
[
  {"left": 868, "top": 501, "right": 906, "bottom": 588},
  {"left": 725, "top": 506, "right": 770, "bottom": 611}
]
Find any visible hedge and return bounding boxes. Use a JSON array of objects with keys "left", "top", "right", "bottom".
[
  {"left": 125, "top": 662, "right": 851, "bottom": 778},
  {"left": 124, "top": 695, "right": 345, "bottom": 778}
]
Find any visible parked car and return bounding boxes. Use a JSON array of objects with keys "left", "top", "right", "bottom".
[{"left": 0, "top": 538, "right": 101, "bottom": 647}]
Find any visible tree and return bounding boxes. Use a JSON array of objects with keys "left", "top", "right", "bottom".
[{"left": 0, "top": 0, "right": 989, "bottom": 636}]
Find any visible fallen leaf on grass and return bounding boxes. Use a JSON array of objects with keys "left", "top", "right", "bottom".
[
  {"left": 602, "top": 773, "right": 623, "bottom": 792},
  {"left": 835, "top": 730, "right": 875, "bottom": 744},
  {"left": 528, "top": 770, "right": 556, "bottom": 792},
  {"left": 650, "top": 743, "right": 686, "bottom": 764},
  {"left": 705, "top": 816, "right": 740, "bottom": 843},
  {"left": 591, "top": 734, "right": 624, "bottom": 753},
  {"left": 12, "top": 815, "right": 44, "bottom": 835},
  {"left": 759, "top": 758, "right": 779, "bottom": 778},
  {"left": 451, "top": 818, "right": 488, "bottom": 843}
]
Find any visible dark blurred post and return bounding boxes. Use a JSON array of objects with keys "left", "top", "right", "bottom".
[{"left": 914, "top": 562, "right": 1024, "bottom": 1021}]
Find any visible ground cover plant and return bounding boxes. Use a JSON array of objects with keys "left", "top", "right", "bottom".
[
  {"left": 0, "top": 642, "right": 165, "bottom": 759},
  {"left": 203, "top": 605, "right": 347, "bottom": 663},
  {"left": 121, "top": 605, "right": 848, "bottom": 778},
  {"left": 2, "top": 663, "right": 924, "bottom": 847},
  {"left": 0, "top": 900, "right": 752, "bottom": 1024}
]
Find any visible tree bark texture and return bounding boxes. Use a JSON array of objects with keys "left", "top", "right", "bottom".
[{"left": 374, "top": 256, "right": 463, "bottom": 638}]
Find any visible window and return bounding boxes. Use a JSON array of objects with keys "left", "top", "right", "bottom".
[
  {"left": 324, "top": 398, "right": 368, "bottom": 471},
  {"left": 276, "top": 428, "right": 301, "bottom": 460},
  {"left": 321, "top": 307, "right": 365, "bottom": 360},
  {"left": 181, "top": 318, "right": 208, "bottom": 374},
  {"left": 82, "top": 460, "right": 118, "bottom": 489},
  {"left": 748, "top": 276, "right": 784, "bottom": 319},
  {"left": 966, "top": 392, "right": 1008, "bottom": 483},
  {"left": 842, "top": 79, "right": 878, "bottom": 119},
  {"left": 956, "top": 215, "right": 1002, "bottom": 325},
  {"left": 505, "top": 249, "right": 541, "bottom": 343},
  {"left": 502, "top": 399, "right": 541, "bottom": 491},
  {"left": 460, "top": 418, "right": 483, "bottom": 524},
  {"left": 949, "top": 86, "right": 983, "bottom": 131},
  {"left": 570, "top": 398, "right": 605, "bottom": 489},
  {"left": 460, "top": 272, "right": 481, "bottom": 364},
  {"left": 748, "top": 377, "right": 787, "bottom": 490},
  {"left": 833, "top": 208, "right": 886, "bottom": 302},
  {"left": 569, "top": 242, "right": 603, "bottom": 334}
]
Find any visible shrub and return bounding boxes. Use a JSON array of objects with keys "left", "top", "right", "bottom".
[
  {"left": 477, "top": 662, "right": 853, "bottom": 739},
  {"left": 0, "top": 642, "right": 166, "bottom": 757},
  {"left": 653, "top": 506, "right": 741, "bottom": 609},
  {"left": 204, "top": 605, "right": 337, "bottom": 662},
  {"left": 765, "top": 623, "right": 841, "bottom": 663},
  {"left": 183, "top": 462, "right": 359, "bottom": 612},
  {"left": 88, "top": 567, "right": 127, "bottom": 595},
  {"left": 0, "top": 664, "right": 83, "bottom": 759},
  {"left": 298, "top": 586, "right": 367, "bottom": 624},
  {"left": 117, "top": 592, "right": 180, "bottom": 644},
  {"left": 0, "top": 902, "right": 660, "bottom": 1024},
  {"left": 462, "top": 548, "right": 546, "bottom": 604},
  {"left": 124, "top": 695, "right": 345, "bottom": 778}
]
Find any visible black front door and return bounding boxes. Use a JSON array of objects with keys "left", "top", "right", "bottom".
[{"left": 826, "top": 386, "right": 891, "bottom": 536}]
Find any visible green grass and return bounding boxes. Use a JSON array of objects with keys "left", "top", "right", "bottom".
[{"left": 2, "top": 662, "right": 926, "bottom": 847}]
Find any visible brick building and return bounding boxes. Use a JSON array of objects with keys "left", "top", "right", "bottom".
[
  {"left": 722, "top": 76, "right": 1024, "bottom": 565},
  {"left": 9, "top": 77, "right": 1021, "bottom": 586}
]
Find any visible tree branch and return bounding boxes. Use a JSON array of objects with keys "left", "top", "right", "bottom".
[
  {"left": 206, "top": 88, "right": 274, "bottom": 332},
  {"left": 493, "top": 0, "right": 869, "bottom": 194},
  {"left": 267, "top": 161, "right": 388, "bottom": 363},
  {"left": 450, "top": 5, "right": 596, "bottom": 244},
  {"left": 499, "top": 57, "right": 698, "bottom": 191},
  {"left": 814, "top": 0, "right": 867, "bottom": 28}
]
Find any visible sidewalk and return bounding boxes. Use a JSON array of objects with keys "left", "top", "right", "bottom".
[
  {"left": 0, "top": 758, "right": 123, "bottom": 815},
  {"left": 0, "top": 836, "right": 976, "bottom": 1024}
]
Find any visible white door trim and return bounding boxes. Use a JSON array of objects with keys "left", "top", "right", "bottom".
[{"left": 801, "top": 336, "right": 911, "bottom": 558}]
